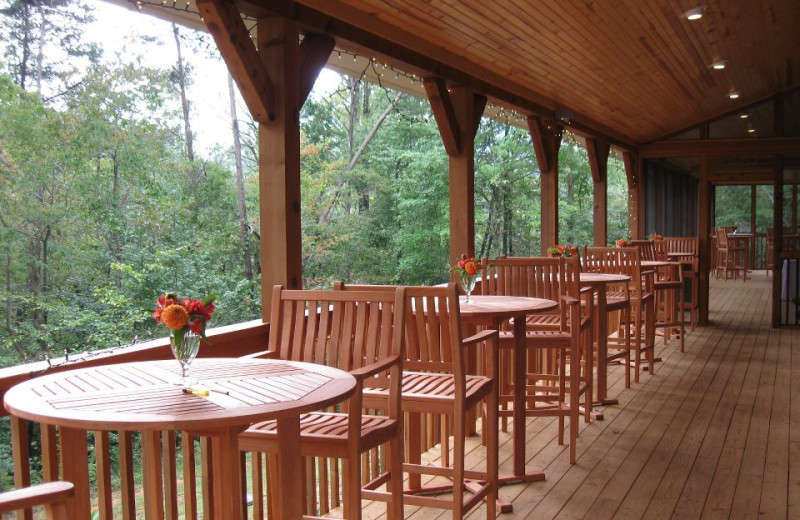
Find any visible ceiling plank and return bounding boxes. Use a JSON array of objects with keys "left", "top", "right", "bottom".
[
  {"left": 241, "top": 0, "right": 639, "bottom": 149},
  {"left": 640, "top": 137, "right": 800, "bottom": 158},
  {"left": 196, "top": 0, "right": 274, "bottom": 123}
]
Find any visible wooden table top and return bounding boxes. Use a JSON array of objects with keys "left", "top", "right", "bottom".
[
  {"left": 3, "top": 358, "right": 356, "bottom": 432},
  {"left": 458, "top": 295, "right": 558, "bottom": 318},
  {"left": 578, "top": 272, "right": 632, "bottom": 284}
]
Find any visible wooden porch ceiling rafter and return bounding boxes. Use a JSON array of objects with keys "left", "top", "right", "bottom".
[
  {"left": 237, "top": 0, "right": 640, "bottom": 151},
  {"left": 640, "top": 136, "right": 800, "bottom": 158}
]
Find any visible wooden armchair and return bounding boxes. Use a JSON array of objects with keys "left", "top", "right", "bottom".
[
  {"left": 335, "top": 282, "right": 499, "bottom": 519},
  {"left": 583, "top": 246, "right": 656, "bottom": 383},
  {"left": 480, "top": 255, "right": 592, "bottom": 464},
  {"left": 0, "top": 482, "right": 74, "bottom": 519},
  {"left": 238, "top": 286, "right": 406, "bottom": 520}
]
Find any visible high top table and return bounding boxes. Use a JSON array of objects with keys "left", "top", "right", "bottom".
[
  {"left": 457, "top": 295, "right": 558, "bottom": 489},
  {"left": 578, "top": 272, "right": 632, "bottom": 411},
  {"left": 4, "top": 358, "right": 356, "bottom": 520}
]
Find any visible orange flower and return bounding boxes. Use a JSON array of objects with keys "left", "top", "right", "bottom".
[
  {"left": 161, "top": 304, "right": 190, "bottom": 330},
  {"left": 464, "top": 260, "right": 478, "bottom": 276}
]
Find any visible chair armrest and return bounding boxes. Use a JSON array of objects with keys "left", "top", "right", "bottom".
[
  {"left": 350, "top": 354, "right": 402, "bottom": 380},
  {"left": 462, "top": 328, "right": 499, "bottom": 348},
  {"left": 561, "top": 295, "right": 579, "bottom": 306},
  {"left": 0, "top": 482, "right": 74, "bottom": 514}
]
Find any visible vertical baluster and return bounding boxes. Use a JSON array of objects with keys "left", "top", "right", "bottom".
[
  {"left": 95, "top": 431, "right": 114, "bottom": 519},
  {"left": 181, "top": 432, "right": 197, "bottom": 520},
  {"left": 251, "top": 452, "right": 264, "bottom": 520},
  {"left": 200, "top": 437, "right": 214, "bottom": 520},
  {"left": 162, "top": 431, "right": 178, "bottom": 520},
  {"left": 266, "top": 453, "right": 279, "bottom": 520},
  {"left": 10, "top": 416, "right": 32, "bottom": 520},
  {"left": 119, "top": 432, "right": 136, "bottom": 520}
]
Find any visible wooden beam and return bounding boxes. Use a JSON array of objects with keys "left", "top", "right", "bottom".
[
  {"left": 424, "top": 78, "right": 461, "bottom": 156},
  {"left": 622, "top": 151, "right": 642, "bottom": 239},
  {"left": 259, "top": 16, "right": 303, "bottom": 320},
  {"left": 528, "top": 116, "right": 562, "bottom": 252},
  {"left": 298, "top": 34, "right": 335, "bottom": 105},
  {"left": 586, "top": 138, "right": 610, "bottom": 246},
  {"left": 197, "top": 0, "right": 274, "bottom": 123},
  {"left": 640, "top": 137, "right": 800, "bottom": 158}
]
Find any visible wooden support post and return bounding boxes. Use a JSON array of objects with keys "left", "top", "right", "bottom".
[
  {"left": 258, "top": 17, "right": 303, "bottom": 320},
  {"left": 586, "top": 137, "right": 610, "bottom": 246},
  {"left": 751, "top": 185, "right": 757, "bottom": 268},
  {"left": 622, "top": 151, "right": 642, "bottom": 239},
  {"left": 773, "top": 155, "right": 784, "bottom": 327},
  {"left": 425, "top": 79, "right": 486, "bottom": 265},
  {"left": 528, "top": 116, "right": 562, "bottom": 253},
  {"left": 698, "top": 157, "right": 712, "bottom": 326}
]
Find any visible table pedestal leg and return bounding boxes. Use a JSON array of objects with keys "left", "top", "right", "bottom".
[
  {"left": 594, "top": 286, "right": 618, "bottom": 410},
  {"left": 211, "top": 426, "right": 246, "bottom": 520},
  {"left": 276, "top": 416, "right": 303, "bottom": 519}
]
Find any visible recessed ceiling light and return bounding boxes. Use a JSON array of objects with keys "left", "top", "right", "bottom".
[
  {"left": 681, "top": 5, "right": 707, "bottom": 20},
  {"left": 747, "top": 122, "right": 756, "bottom": 133},
  {"left": 728, "top": 89, "right": 741, "bottom": 99},
  {"left": 711, "top": 59, "right": 728, "bottom": 70},
  {"left": 739, "top": 113, "right": 749, "bottom": 119}
]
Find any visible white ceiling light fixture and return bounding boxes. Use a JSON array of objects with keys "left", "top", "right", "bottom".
[
  {"left": 739, "top": 113, "right": 749, "bottom": 119},
  {"left": 681, "top": 5, "right": 708, "bottom": 20},
  {"left": 711, "top": 59, "right": 728, "bottom": 70},
  {"left": 728, "top": 89, "right": 741, "bottom": 99}
]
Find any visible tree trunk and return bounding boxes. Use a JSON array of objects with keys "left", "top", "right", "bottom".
[
  {"left": 317, "top": 92, "right": 405, "bottom": 225},
  {"left": 228, "top": 73, "right": 253, "bottom": 280},
  {"left": 173, "top": 23, "right": 195, "bottom": 162}
]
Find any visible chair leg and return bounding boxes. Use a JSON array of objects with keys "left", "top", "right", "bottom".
[
  {"left": 342, "top": 455, "right": 362, "bottom": 520},
  {"left": 485, "top": 380, "right": 499, "bottom": 519},
  {"left": 388, "top": 435, "right": 404, "bottom": 520},
  {"left": 405, "top": 413, "right": 422, "bottom": 491},
  {"left": 452, "top": 417, "right": 466, "bottom": 519}
]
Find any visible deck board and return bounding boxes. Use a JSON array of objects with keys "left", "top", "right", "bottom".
[{"left": 359, "top": 272, "right": 798, "bottom": 519}]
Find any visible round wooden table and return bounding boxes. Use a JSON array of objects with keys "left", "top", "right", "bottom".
[
  {"left": 458, "top": 295, "right": 558, "bottom": 486},
  {"left": 4, "top": 358, "right": 356, "bottom": 520}
]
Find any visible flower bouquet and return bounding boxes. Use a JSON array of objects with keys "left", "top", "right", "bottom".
[
  {"left": 451, "top": 255, "right": 484, "bottom": 304},
  {"left": 153, "top": 292, "right": 216, "bottom": 387},
  {"left": 647, "top": 233, "right": 663, "bottom": 241},
  {"left": 548, "top": 245, "right": 579, "bottom": 258},
  {"left": 615, "top": 238, "right": 631, "bottom": 247}
]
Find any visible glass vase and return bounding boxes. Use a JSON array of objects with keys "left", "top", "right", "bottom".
[
  {"left": 170, "top": 331, "right": 201, "bottom": 387},
  {"left": 460, "top": 274, "right": 477, "bottom": 304}
]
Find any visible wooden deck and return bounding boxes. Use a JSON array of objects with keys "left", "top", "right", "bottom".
[{"left": 364, "top": 271, "right": 799, "bottom": 519}]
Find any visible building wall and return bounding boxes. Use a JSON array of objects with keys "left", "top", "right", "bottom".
[{"left": 643, "top": 160, "right": 699, "bottom": 237}]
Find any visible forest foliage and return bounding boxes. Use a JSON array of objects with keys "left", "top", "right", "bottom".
[{"left": 0, "top": 0, "right": 631, "bottom": 372}]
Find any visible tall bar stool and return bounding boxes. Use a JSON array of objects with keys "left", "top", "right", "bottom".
[
  {"left": 664, "top": 236, "right": 699, "bottom": 330},
  {"left": 631, "top": 240, "right": 685, "bottom": 352},
  {"left": 583, "top": 246, "right": 656, "bottom": 383},
  {"left": 480, "top": 255, "right": 593, "bottom": 464}
]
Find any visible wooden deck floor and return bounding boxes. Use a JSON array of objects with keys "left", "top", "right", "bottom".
[{"left": 364, "top": 271, "right": 799, "bottom": 519}]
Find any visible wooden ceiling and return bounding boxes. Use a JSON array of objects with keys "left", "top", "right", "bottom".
[{"left": 109, "top": 0, "right": 799, "bottom": 151}]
